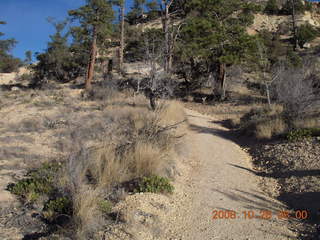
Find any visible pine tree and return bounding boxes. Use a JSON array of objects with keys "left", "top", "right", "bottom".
[
  {"left": 33, "top": 20, "right": 76, "bottom": 82},
  {"left": 111, "top": 0, "right": 126, "bottom": 72},
  {"left": 264, "top": 0, "right": 279, "bottom": 15},
  {"left": 0, "top": 21, "right": 21, "bottom": 73},
  {"left": 24, "top": 50, "right": 32, "bottom": 65},
  {"left": 127, "top": 0, "right": 146, "bottom": 24},
  {"left": 159, "top": 0, "right": 175, "bottom": 74},
  {"left": 69, "top": 0, "right": 114, "bottom": 91},
  {"left": 179, "top": 0, "right": 259, "bottom": 99}
]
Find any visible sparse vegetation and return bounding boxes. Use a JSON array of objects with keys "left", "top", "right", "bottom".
[
  {"left": 5, "top": 90, "right": 186, "bottom": 238},
  {"left": 2, "top": 0, "right": 320, "bottom": 239}
]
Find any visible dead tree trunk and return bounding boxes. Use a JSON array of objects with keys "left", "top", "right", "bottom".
[
  {"left": 119, "top": 1, "right": 125, "bottom": 72},
  {"left": 85, "top": 26, "right": 97, "bottom": 92}
]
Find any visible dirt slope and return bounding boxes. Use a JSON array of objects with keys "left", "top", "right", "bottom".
[{"left": 165, "top": 109, "right": 297, "bottom": 240}]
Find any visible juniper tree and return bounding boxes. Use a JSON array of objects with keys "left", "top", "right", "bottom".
[{"left": 179, "top": 0, "right": 259, "bottom": 99}]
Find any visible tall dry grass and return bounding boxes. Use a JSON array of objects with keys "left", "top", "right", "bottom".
[
  {"left": 59, "top": 92, "right": 186, "bottom": 237},
  {"left": 240, "top": 104, "right": 319, "bottom": 139}
]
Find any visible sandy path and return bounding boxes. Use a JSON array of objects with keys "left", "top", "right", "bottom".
[{"left": 169, "top": 109, "right": 296, "bottom": 240}]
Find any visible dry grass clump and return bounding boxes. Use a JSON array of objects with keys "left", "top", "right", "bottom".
[
  {"left": 83, "top": 100, "right": 185, "bottom": 188},
  {"left": 292, "top": 115, "right": 320, "bottom": 129},
  {"left": 240, "top": 104, "right": 287, "bottom": 139},
  {"left": 73, "top": 187, "right": 104, "bottom": 239},
  {"left": 240, "top": 104, "right": 319, "bottom": 140},
  {"left": 157, "top": 100, "right": 186, "bottom": 126},
  {"left": 255, "top": 116, "right": 287, "bottom": 139},
  {"left": 60, "top": 94, "right": 186, "bottom": 238},
  {"left": 89, "top": 144, "right": 129, "bottom": 187}
]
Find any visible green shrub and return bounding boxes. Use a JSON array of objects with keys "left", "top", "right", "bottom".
[
  {"left": 7, "top": 178, "right": 53, "bottom": 201},
  {"left": 7, "top": 162, "right": 62, "bottom": 201},
  {"left": 286, "top": 128, "right": 313, "bottom": 141},
  {"left": 281, "top": 0, "right": 306, "bottom": 15},
  {"left": 296, "top": 23, "right": 319, "bottom": 48},
  {"left": 136, "top": 175, "right": 174, "bottom": 194},
  {"left": 98, "top": 200, "right": 113, "bottom": 214},
  {"left": 287, "top": 49, "right": 302, "bottom": 67},
  {"left": 264, "top": 0, "right": 279, "bottom": 15},
  {"left": 44, "top": 197, "right": 73, "bottom": 215}
]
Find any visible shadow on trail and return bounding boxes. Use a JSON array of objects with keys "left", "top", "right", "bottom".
[
  {"left": 227, "top": 164, "right": 320, "bottom": 222},
  {"left": 188, "top": 113, "right": 320, "bottom": 238},
  {"left": 229, "top": 164, "right": 320, "bottom": 179},
  {"left": 187, "top": 116, "right": 257, "bottom": 148},
  {"left": 212, "top": 189, "right": 295, "bottom": 239}
]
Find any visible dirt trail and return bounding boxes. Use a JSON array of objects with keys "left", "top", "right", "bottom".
[{"left": 168, "top": 109, "right": 296, "bottom": 240}]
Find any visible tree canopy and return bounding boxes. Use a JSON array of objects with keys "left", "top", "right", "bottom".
[{"left": 0, "top": 21, "right": 21, "bottom": 73}]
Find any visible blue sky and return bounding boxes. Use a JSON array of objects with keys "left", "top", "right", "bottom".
[{"left": 0, "top": 0, "right": 134, "bottom": 61}]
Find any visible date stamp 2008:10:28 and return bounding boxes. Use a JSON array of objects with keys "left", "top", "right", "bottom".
[{"left": 212, "top": 210, "right": 309, "bottom": 220}]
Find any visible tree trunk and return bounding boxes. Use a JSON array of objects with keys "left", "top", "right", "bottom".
[
  {"left": 265, "top": 83, "right": 272, "bottom": 108},
  {"left": 119, "top": 1, "right": 125, "bottom": 72},
  {"left": 162, "top": 0, "right": 173, "bottom": 74},
  {"left": 216, "top": 62, "right": 226, "bottom": 100},
  {"left": 291, "top": 0, "right": 298, "bottom": 51},
  {"left": 168, "top": 29, "right": 173, "bottom": 71},
  {"left": 85, "top": 26, "right": 97, "bottom": 92},
  {"left": 164, "top": 2, "right": 170, "bottom": 73}
]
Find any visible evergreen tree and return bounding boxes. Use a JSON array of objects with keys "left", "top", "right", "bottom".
[
  {"left": 0, "top": 21, "right": 21, "bottom": 73},
  {"left": 179, "top": 0, "right": 259, "bottom": 99},
  {"left": 264, "top": 0, "right": 279, "bottom": 15},
  {"left": 296, "top": 23, "right": 319, "bottom": 48},
  {"left": 24, "top": 50, "right": 32, "bottom": 65},
  {"left": 146, "top": 0, "right": 160, "bottom": 20},
  {"left": 33, "top": 20, "right": 80, "bottom": 82},
  {"left": 111, "top": 0, "right": 126, "bottom": 72},
  {"left": 127, "top": 0, "right": 146, "bottom": 24},
  {"left": 69, "top": 0, "right": 114, "bottom": 91}
]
